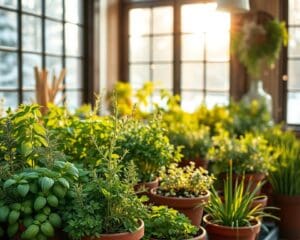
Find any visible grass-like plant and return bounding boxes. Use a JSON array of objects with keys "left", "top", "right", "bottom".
[{"left": 204, "top": 161, "right": 276, "bottom": 227}]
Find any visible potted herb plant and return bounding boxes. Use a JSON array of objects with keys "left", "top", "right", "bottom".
[
  {"left": 268, "top": 133, "right": 300, "bottom": 239},
  {"left": 0, "top": 161, "right": 79, "bottom": 240},
  {"left": 208, "top": 131, "right": 274, "bottom": 193},
  {"left": 203, "top": 162, "right": 277, "bottom": 240},
  {"left": 167, "top": 124, "right": 211, "bottom": 169},
  {"left": 61, "top": 114, "right": 147, "bottom": 240},
  {"left": 144, "top": 206, "right": 206, "bottom": 240},
  {"left": 116, "top": 117, "right": 181, "bottom": 195},
  {"left": 149, "top": 162, "right": 214, "bottom": 226}
]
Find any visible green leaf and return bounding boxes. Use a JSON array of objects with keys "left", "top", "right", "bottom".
[
  {"left": 20, "top": 141, "right": 33, "bottom": 156},
  {"left": 4, "top": 179, "right": 16, "bottom": 189},
  {"left": 39, "top": 177, "right": 54, "bottom": 193},
  {"left": 58, "top": 178, "right": 70, "bottom": 189},
  {"left": 17, "top": 184, "right": 30, "bottom": 197},
  {"left": 33, "top": 123, "right": 46, "bottom": 136}
]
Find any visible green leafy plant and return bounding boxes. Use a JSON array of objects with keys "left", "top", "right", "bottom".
[
  {"left": 232, "top": 19, "right": 288, "bottom": 78},
  {"left": 116, "top": 116, "right": 181, "bottom": 182},
  {"left": 208, "top": 131, "right": 274, "bottom": 175},
  {"left": 158, "top": 162, "right": 214, "bottom": 198},
  {"left": 143, "top": 206, "right": 198, "bottom": 240},
  {"left": 204, "top": 162, "right": 276, "bottom": 227},
  {"left": 167, "top": 124, "right": 211, "bottom": 160},
  {"left": 0, "top": 161, "right": 79, "bottom": 239},
  {"left": 229, "top": 100, "right": 272, "bottom": 136},
  {"left": 266, "top": 130, "right": 300, "bottom": 196},
  {"left": 61, "top": 110, "right": 147, "bottom": 239}
]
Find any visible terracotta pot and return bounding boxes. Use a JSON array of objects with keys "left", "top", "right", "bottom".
[
  {"left": 149, "top": 187, "right": 210, "bottom": 227},
  {"left": 220, "top": 172, "right": 265, "bottom": 194},
  {"left": 150, "top": 226, "right": 207, "bottom": 240},
  {"left": 82, "top": 220, "right": 144, "bottom": 240},
  {"left": 179, "top": 158, "right": 208, "bottom": 169},
  {"left": 203, "top": 215, "right": 261, "bottom": 240},
  {"left": 261, "top": 180, "right": 274, "bottom": 206},
  {"left": 134, "top": 178, "right": 159, "bottom": 204},
  {"left": 273, "top": 194, "right": 300, "bottom": 239}
]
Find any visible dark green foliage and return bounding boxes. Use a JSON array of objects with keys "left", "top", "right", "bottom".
[{"left": 144, "top": 206, "right": 198, "bottom": 240}]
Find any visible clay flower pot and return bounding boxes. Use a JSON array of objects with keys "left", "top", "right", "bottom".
[
  {"left": 203, "top": 215, "right": 261, "bottom": 240},
  {"left": 150, "top": 226, "right": 207, "bottom": 240},
  {"left": 149, "top": 187, "right": 210, "bottom": 227},
  {"left": 273, "top": 194, "right": 300, "bottom": 239},
  {"left": 82, "top": 220, "right": 144, "bottom": 240},
  {"left": 179, "top": 158, "right": 208, "bottom": 169}
]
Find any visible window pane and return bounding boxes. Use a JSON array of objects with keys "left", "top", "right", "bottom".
[
  {"left": 288, "top": 60, "right": 300, "bottom": 90},
  {"left": 45, "top": 0, "right": 63, "bottom": 19},
  {"left": 181, "top": 3, "right": 230, "bottom": 34},
  {"left": 206, "top": 63, "right": 229, "bottom": 90},
  {"left": 0, "top": 0, "right": 17, "bottom": 8},
  {"left": 129, "top": 8, "right": 151, "bottom": 36},
  {"left": 153, "top": 6, "right": 173, "bottom": 34},
  {"left": 0, "top": 10, "right": 17, "bottom": 48},
  {"left": 152, "top": 36, "right": 173, "bottom": 61},
  {"left": 152, "top": 64, "right": 173, "bottom": 89},
  {"left": 288, "top": 27, "right": 300, "bottom": 57},
  {"left": 23, "top": 91, "right": 36, "bottom": 104},
  {"left": 130, "top": 64, "right": 150, "bottom": 89},
  {"left": 0, "top": 51, "right": 18, "bottom": 88},
  {"left": 205, "top": 92, "right": 228, "bottom": 108},
  {"left": 66, "top": 58, "right": 82, "bottom": 88},
  {"left": 65, "top": 90, "right": 82, "bottom": 110},
  {"left": 22, "top": 0, "right": 41, "bottom": 14},
  {"left": 206, "top": 31, "right": 230, "bottom": 61},
  {"left": 46, "top": 56, "right": 62, "bottom": 78},
  {"left": 46, "top": 20, "right": 63, "bottom": 54},
  {"left": 129, "top": 36, "right": 150, "bottom": 62},
  {"left": 65, "top": 23, "right": 83, "bottom": 56},
  {"left": 22, "top": 53, "right": 41, "bottom": 88},
  {"left": 181, "top": 34, "right": 204, "bottom": 61},
  {"left": 287, "top": 92, "right": 300, "bottom": 124},
  {"left": 0, "top": 92, "right": 18, "bottom": 109},
  {"left": 22, "top": 15, "right": 42, "bottom": 52},
  {"left": 181, "top": 63, "right": 203, "bottom": 90},
  {"left": 65, "top": 0, "right": 83, "bottom": 24},
  {"left": 289, "top": 0, "right": 300, "bottom": 25},
  {"left": 181, "top": 91, "right": 203, "bottom": 113}
]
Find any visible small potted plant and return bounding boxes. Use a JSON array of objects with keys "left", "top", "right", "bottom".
[
  {"left": 116, "top": 117, "right": 181, "bottom": 195},
  {"left": 203, "top": 161, "right": 277, "bottom": 240},
  {"left": 268, "top": 132, "right": 300, "bottom": 239},
  {"left": 144, "top": 206, "right": 206, "bottom": 240},
  {"left": 149, "top": 162, "right": 214, "bottom": 226},
  {"left": 208, "top": 131, "right": 274, "bottom": 193},
  {"left": 167, "top": 124, "right": 212, "bottom": 169}
]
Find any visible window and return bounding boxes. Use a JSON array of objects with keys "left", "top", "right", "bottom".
[
  {"left": 124, "top": 1, "right": 231, "bottom": 112},
  {"left": 287, "top": 0, "right": 300, "bottom": 124},
  {"left": 0, "top": 0, "right": 85, "bottom": 110}
]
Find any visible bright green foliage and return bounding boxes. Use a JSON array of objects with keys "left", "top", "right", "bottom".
[
  {"left": 232, "top": 19, "right": 288, "bottom": 78},
  {"left": 266, "top": 129, "right": 300, "bottom": 196},
  {"left": 208, "top": 131, "right": 274, "bottom": 175},
  {"left": 144, "top": 206, "right": 198, "bottom": 240},
  {"left": 228, "top": 100, "right": 272, "bottom": 136},
  {"left": 159, "top": 162, "right": 214, "bottom": 198},
  {"left": 116, "top": 116, "right": 181, "bottom": 182},
  {"left": 205, "top": 163, "right": 277, "bottom": 227},
  {"left": 168, "top": 124, "right": 211, "bottom": 160}
]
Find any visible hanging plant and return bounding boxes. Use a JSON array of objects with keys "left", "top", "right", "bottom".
[{"left": 232, "top": 18, "right": 288, "bottom": 78}]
